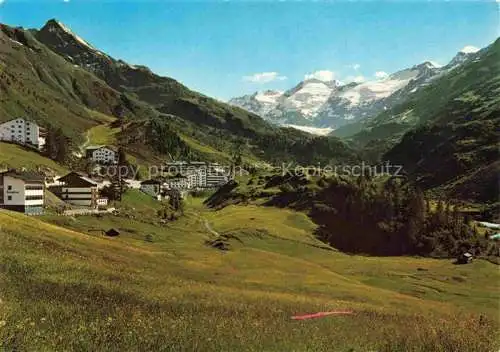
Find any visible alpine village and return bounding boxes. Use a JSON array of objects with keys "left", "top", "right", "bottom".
[{"left": 0, "top": 13, "right": 499, "bottom": 352}]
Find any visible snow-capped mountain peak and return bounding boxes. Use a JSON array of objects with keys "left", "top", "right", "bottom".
[
  {"left": 418, "top": 61, "right": 441, "bottom": 69},
  {"left": 255, "top": 90, "right": 283, "bottom": 103},
  {"left": 229, "top": 44, "right": 483, "bottom": 133},
  {"left": 281, "top": 79, "right": 339, "bottom": 118},
  {"left": 41, "top": 19, "right": 107, "bottom": 57},
  {"left": 446, "top": 48, "right": 478, "bottom": 69},
  {"left": 459, "top": 45, "right": 480, "bottom": 54}
]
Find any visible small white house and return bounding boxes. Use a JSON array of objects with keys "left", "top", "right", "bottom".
[
  {"left": 140, "top": 179, "right": 162, "bottom": 197},
  {"left": 0, "top": 118, "right": 44, "bottom": 150},
  {"left": 85, "top": 146, "right": 118, "bottom": 164},
  {"left": 0, "top": 170, "right": 45, "bottom": 215}
]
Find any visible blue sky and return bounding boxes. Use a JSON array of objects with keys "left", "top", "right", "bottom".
[{"left": 0, "top": 1, "right": 498, "bottom": 99}]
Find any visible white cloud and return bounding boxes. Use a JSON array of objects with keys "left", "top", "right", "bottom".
[
  {"left": 344, "top": 75, "right": 365, "bottom": 83},
  {"left": 304, "top": 70, "right": 335, "bottom": 82},
  {"left": 374, "top": 71, "right": 389, "bottom": 79},
  {"left": 242, "top": 72, "right": 287, "bottom": 83},
  {"left": 460, "top": 45, "right": 479, "bottom": 54}
]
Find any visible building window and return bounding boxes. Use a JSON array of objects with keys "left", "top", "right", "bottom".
[
  {"left": 26, "top": 185, "right": 43, "bottom": 190},
  {"left": 25, "top": 195, "right": 43, "bottom": 200},
  {"left": 7, "top": 185, "right": 12, "bottom": 190},
  {"left": 7, "top": 196, "right": 12, "bottom": 201}
]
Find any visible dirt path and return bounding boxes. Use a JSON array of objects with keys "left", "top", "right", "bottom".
[
  {"left": 73, "top": 131, "right": 91, "bottom": 158},
  {"left": 203, "top": 219, "right": 220, "bottom": 237}
]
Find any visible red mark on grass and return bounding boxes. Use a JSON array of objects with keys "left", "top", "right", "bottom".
[{"left": 291, "top": 310, "right": 354, "bottom": 320}]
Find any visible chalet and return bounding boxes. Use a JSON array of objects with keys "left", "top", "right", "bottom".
[
  {"left": 140, "top": 179, "right": 162, "bottom": 196},
  {"left": 58, "top": 172, "right": 99, "bottom": 208},
  {"left": 105, "top": 228, "right": 120, "bottom": 237},
  {"left": 0, "top": 170, "right": 45, "bottom": 215},
  {"left": 456, "top": 252, "right": 473, "bottom": 265},
  {"left": 85, "top": 145, "right": 118, "bottom": 164},
  {"left": 0, "top": 118, "right": 45, "bottom": 150}
]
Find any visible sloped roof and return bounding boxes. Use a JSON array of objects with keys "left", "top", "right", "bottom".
[
  {"left": 1, "top": 170, "right": 45, "bottom": 183},
  {"left": 58, "top": 172, "right": 98, "bottom": 186},
  {"left": 85, "top": 145, "right": 104, "bottom": 151},
  {"left": 141, "top": 179, "right": 161, "bottom": 185},
  {"left": 86, "top": 145, "right": 117, "bottom": 152},
  {"left": 0, "top": 118, "right": 41, "bottom": 127}
]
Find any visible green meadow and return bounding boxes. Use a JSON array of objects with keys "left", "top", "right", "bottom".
[
  {"left": 1, "top": 193, "right": 499, "bottom": 351},
  {"left": 0, "top": 142, "right": 68, "bottom": 174}
]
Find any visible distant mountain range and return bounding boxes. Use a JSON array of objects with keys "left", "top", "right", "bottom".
[
  {"left": 229, "top": 47, "right": 480, "bottom": 134},
  {"left": 0, "top": 18, "right": 497, "bottom": 204}
]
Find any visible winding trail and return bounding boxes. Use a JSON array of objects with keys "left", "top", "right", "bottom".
[
  {"left": 203, "top": 219, "right": 221, "bottom": 238},
  {"left": 73, "top": 131, "right": 91, "bottom": 158}
]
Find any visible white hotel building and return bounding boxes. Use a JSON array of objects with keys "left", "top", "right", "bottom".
[
  {"left": 0, "top": 170, "right": 45, "bottom": 215},
  {"left": 85, "top": 146, "right": 118, "bottom": 164},
  {"left": 0, "top": 118, "right": 45, "bottom": 150}
]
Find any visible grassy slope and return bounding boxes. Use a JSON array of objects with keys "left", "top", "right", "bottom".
[
  {"left": 0, "top": 26, "right": 118, "bottom": 142},
  {"left": 86, "top": 124, "right": 119, "bottom": 146},
  {"left": 1, "top": 195, "right": 499, "bottom": 351},
  {"left": 0, "top": 142, "right": 68, "bottom": 174}
]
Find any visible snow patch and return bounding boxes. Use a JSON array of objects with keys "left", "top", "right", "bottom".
[
  {"left": 50, "top": 20, "right": 107, "bottom": 57},
  {"left": 285, "top": 81, "right": 335, "bottom": 117},
  {"left": 426, "top": 60, "right": 442, "bottom": 68},
  {"left": 255, "top": 90, "right": 283, "bottom": 104},
  {"left": 8, "top": 38, "right": 24, "bottom": 46},
  {"left": 339, "top": 74, "right": 415, "bottom": 105},
  {"left": 460, "top": 45, "right": 479, "bottom": 54},
  {"left": 284, "top": 124, "right": 334, "bottom": 136}
]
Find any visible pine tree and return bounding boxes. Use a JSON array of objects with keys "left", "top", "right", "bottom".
[
  {"left": 118, "top": 147, "right": 127, "bottom": 166},
  {"left": 407, "top": 188, "right": 426, "bottom": 251},
  {"left": 54, "top": 128, "right": 68, "bottom": 163},
  {"left": 43, "top": 127, "right": 68, "bottom": 163}
]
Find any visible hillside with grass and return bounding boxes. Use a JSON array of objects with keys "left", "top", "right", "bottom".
[
  {"left": 1, "top": 20, "right": 360, "bottom": 167},
  {"left": 329, "top": 38, "right": 500, "bottom": 204},
  {"left": 206, "top": 172, "right": 500, "bottom": 259},
  {"left": 334, "top": 39, "right": 499, "bottom": 157},
  {"left": 383, "top": 39, "right": 500, "bottom": 203},
  {"left": 1, "top": 10, "right": 498, "bottom": 352},
  {"left": 1, "top": 195, "right": 499, "bottom": 351},
  {"left": 0, "top": 24, "right": 157, "bottom": 144},
  {"left": 0, "top": 142, "right": 68, "bottom": 174}
]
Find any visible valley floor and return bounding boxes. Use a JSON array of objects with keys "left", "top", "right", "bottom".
[{"left": 0, "top": 195, "right": 499, "bottom": 351}]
